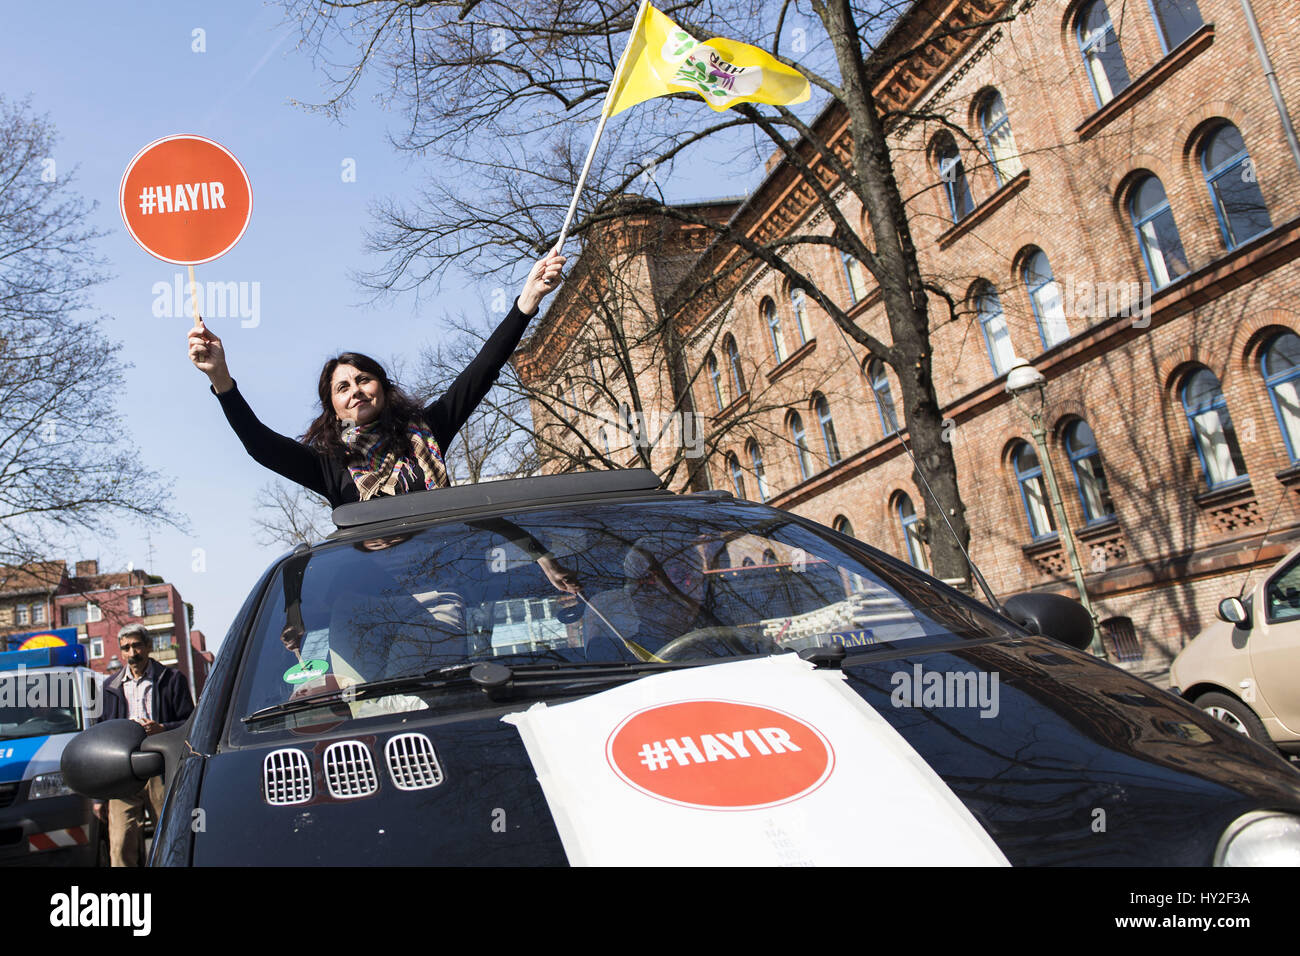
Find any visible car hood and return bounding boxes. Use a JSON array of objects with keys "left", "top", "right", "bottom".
[{"left": 188, "top": 636, "right": 1300, "bottom": 866}]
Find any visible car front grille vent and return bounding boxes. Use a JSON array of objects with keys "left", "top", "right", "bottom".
[
  {"left": 323, "top": 740, "right": 379, "bottom": 799},
  {"left": 385, "top": 733, "right": 445, "bottom": 791},
  {"left": 263, "top": 749, "right": 313, "bottom": 806},
  {"left": 0, "top": 782, "right": 18, "bottom": 809}
]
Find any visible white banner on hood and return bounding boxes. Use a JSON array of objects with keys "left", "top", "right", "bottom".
[{"left": 503, "top": 654, "right": 1009, "bottom": 866}]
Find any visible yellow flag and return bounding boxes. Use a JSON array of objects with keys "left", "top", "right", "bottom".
[{"left": 604, "top": 3, "right": 811, "bottom": 116}]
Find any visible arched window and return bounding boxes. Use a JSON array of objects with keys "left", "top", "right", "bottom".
[
  {"left": 1012, "top": 442, "right": 1057, "bottom": 539},
  {"left": 1263, "top": 332, "right": 1300, "bottom": 462},
  {"left": 1077, "top": 1, "right": 1131, "bottom": 107},
  {"left": 832, "top": 515, "right": 855, "bottom": 538},
  {"left": 934, "top": 131, "right": 975, "bottom": 223},
  {"left": 789, "top": 411, "right": 812, "bottom": 480},
  {"left": 790, "top": 287, "right": 812, "bottom": 344},
  {"left": 841, "top": 251, "right": 868, "bottom": 303},
  {"left": 706, "top": 352, "right": 724, "bottom": 409},
  {"left": 1064, "top": 420, "right": 1115, "bottom": 524},
  {"left": 896, "top": 493, "right": 929, "bottom": 570},
  {"left": 727, "top": 452, "right": 747, "bottom": 499},
  {"left": 1201, "top": 123, "right": 1272, "bottom": 250},
  {"left": 1023, "top": 250, "right": 1070, "bottom": 349},
  {"left": 1181, "top": 367, "right": 1248, "bottom": 488},
  {"left": 762, "top": 297, "right": 786, "bottom": 363},
  {"left": 1130, "top": 175, "right": 1189, "bottom": 289},
  {"left": 723, "top": 335, "right": 746, "bottom": 398},
  {"left": 747, "top": 440, "right": 769, "bottom": 502},
  {"left": 761, "top": 548, "right": 778, "bottom": 565},
  {"left": 1148, "top": 0, "right": 1203, "bottom": 52},
  {"left": 868, "top": 359, "right": 900, "bottom": 434},
  {"left": 978, "top": 91, "right": 1021, "bottom": 186},
  {"left": 975, "top": 284, "right": 1016, "bottom": 375},
  {"left": 813, "top": 393, "right": 842, "bottom": 466},
  {"left": 598, "top": 426, "right": 612, "bottom": 457}
]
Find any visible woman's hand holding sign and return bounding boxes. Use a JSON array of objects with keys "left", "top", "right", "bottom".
[
  {"left": 188, "top": 318, "right": 234, "bottom": 394},
  {"left": 517, "top": 251, "right": 567, "bottom": 315}
]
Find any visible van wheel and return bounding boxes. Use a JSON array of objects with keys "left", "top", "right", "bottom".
[{"left": 1194, "top": 692, "right": 1271, "bottom": 745}]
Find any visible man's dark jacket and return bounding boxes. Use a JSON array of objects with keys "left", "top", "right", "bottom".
[{"left": 96, "top": 659, "right": 195, "bottom": 730}]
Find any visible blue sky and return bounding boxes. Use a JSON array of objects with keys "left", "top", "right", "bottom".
[{"left": 0, "top": 1, "right": 788, "bottom": 650}]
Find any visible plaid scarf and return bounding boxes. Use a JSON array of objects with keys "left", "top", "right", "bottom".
[{"left": 341, "top": 419, "right": 450, "bottom": 500}]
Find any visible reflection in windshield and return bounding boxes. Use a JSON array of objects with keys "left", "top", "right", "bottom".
[{"left": 234, "top": 500, "right": 1013, "bottom": 731}]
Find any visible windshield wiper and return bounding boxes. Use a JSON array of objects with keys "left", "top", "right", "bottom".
[{"left": 243, "top": 664, "right": 484, "bottom": 724}]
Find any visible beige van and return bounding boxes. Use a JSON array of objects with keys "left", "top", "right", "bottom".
[{"left": 1171, "top": 546, "right": 1300, "bottom": 753}]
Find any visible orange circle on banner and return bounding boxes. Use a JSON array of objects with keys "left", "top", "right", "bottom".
[
  {"left": 17, "top": 634, "right": 67, "bottom": 650},
  {"left": 119, "top": 134, "right": 252, "bottom": 264},
  {"left": 606, "top": 699, "right": 834, "bottom": 810}
]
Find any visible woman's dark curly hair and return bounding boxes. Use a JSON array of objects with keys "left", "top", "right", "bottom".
[{"left": 301, "top": 352, "right": 426, "bottom": 461}]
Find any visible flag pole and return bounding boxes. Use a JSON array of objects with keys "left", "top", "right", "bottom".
[{"left": 552, "top": 0, "right": 648, "bottom": 254}]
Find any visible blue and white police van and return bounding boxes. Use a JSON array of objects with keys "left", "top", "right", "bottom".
[{"left": 0, "top": 642, "right": 104, "bottom": 865}]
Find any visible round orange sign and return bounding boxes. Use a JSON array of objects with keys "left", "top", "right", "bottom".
[
  {"left": 606, "top": 699, "right": 834, "bottom": 810},
  {"left": 16, "top": 633, "right": 67, "bottom": 650},
  {"left": 119, "top": 134, "right": 252, "bottom": 265}
]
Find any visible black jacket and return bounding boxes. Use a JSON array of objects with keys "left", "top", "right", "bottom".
[
  {"left": 212, "top": 301, "right": 535, "bottom": 508},
  {"left": 97, "top": 658, "right": 196, "bottom": 731}
]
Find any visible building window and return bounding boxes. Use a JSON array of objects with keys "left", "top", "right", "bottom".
[
  {"left": 16, "top": 604, "right": 28, "bottom": 626},
  {"left": 1147, "top": 0, "right": 1203, "bottom": 52},
  {"left": 152, "top": 633, "right": 170, "bottom": 652},
  {"left": 88, "top": 603, "right": 102, "bottom": 622},
  {"left": 975, "top": 285, "right": 1017, "bottom": 375},
  {"left": 1064, "top": 420, "right": 1115, "bottom": 524},
  {"left": 724, "top": 335, "right": 746, "bottom": 398},
  {"left": 1013, "top": 442, "right": 1057, "bottom": 540},
  {"left": 790, "top": 287, "right": 812, "bottom": 344},
  {"left": 841, "top": 251, "right": 868, "bottom": 303},
  {"left": 1023, "top": 249, "right": 1070, "bottom": 349},
  {"left": 934, "top": 132, "right": 975, "bottom": 223},
  {"left": 978, "top": 91, "right": 1022, "bottom": 186},
  {"left": 1101, "top": 617, "right": 1144, "bottom": 662},
  {"left": 144, "top": 596, "right": 168, "bottom": 616},
  {"left": 31, "top": 604, "right": 45, "bottom": 624},
  {"left": 747, "top": 441, "right": 769, "bottom": 503},
  {"left": 868, "top": 359, "right": 900, "bottom": 435},
  {"left": 789, "top": 412, "right": 812, "bottom": 481},
  {"left": 706, "top": 352, "right": 724, "bottom": 410},
  {"left": 727, "top": 453, "right": 747, "bottom": 499},
  {"left": 1264, "top": 332, "right": 1300, "bottom": 462},
  {"left": 65, "top": 605, "right": 86, "bottom": 627},
  {"left": 1129, "top": 175, "right": 1189, "bottom": 289},
  {"left": 90, "top": 636, "right": 104, "bottom": 659},
  {"left": 1077, "top": 1, "right": 1131, "bottom": 107},
  {"left": 1201, "top": 123, "right": 1272, "bottom": 250},
  {"left": 813, "top": 393, "right": 842, "bottom": 466},
  {"left": 832, "top": 515, "right": 855, "bottom": 538},
  {"left": 896, "top": 493, "right": 929, "bottom": 570},
  {"left": 762, "top": 298, "right": 786, "bottom": 363},
  {"left": 598, "top": 427, "right": 611, "bottom": 457},
  {"left": 1181, "top": 367, "right": 1248, "bottom": 488},
  {"left": 129, "top": 595, "right": 143, "bottom": 617}
]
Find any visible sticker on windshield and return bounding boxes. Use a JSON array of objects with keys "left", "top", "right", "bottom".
[
  {"left": 283, "top": 659, "right": 330, "bottom": 685},
  {"left": 606, "top": 699, "right": 834, "bottom": 810}
]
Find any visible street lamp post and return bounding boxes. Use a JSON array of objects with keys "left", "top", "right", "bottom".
[{"left": 1005, "top": 359, "right": 1108, "bottom": 660}]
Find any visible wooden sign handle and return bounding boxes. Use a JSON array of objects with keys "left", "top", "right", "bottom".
[{"left": 187, "top": 265, "right": 202, "bottom": 328}]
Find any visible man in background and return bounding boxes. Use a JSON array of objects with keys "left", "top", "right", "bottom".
[{"left": 96, "top": 623, "right": 194, "bottom": 866}]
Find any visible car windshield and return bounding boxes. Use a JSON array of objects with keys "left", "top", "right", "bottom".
[
  {"left": 232, "top": 498, "right": 1016, "bottom": 734},
  {"left": 0, "top": 671, "right": 83, "bottom": 740}
]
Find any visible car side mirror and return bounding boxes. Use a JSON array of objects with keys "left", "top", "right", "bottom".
[
  {"left": 61, "top": 719, "right": 165, "bottom": 800},
  {"left": 1217, "top": 597, "right": 1251, "bottom": 628},
  {"left": 1002, "top": 592, "right": 1095, "bottom": 651}
]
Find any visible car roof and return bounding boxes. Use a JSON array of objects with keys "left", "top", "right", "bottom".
[{"left": 321, "top": 469, "right": 732, "bottom": 548}]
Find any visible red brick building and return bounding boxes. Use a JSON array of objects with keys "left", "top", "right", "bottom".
[
  {"left": 517, "top": 0, "right": 1300, "bottom": 671},
  {"left": 0, "top": 560, "right": 213, "bottom": 698}
]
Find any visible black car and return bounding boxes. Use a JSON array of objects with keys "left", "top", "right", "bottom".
[{"left": 64, "top": 470, "right": 1300, "bottom": 865}]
